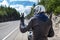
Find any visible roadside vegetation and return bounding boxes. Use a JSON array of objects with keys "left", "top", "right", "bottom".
[
  {"left": 0, "top": 6, "right": 20, "bottom": 22},
  {"left": 26, "top": 0, "right": 60, "bottom": 19}
]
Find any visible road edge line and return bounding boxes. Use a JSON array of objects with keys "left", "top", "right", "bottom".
[{"left": 2, "top": 27, "right": 18, "bottom": 40}]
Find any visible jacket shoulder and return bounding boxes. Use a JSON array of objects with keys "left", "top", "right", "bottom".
[{"left": 29, "top": 17, "right": 36, "bottom": 22}]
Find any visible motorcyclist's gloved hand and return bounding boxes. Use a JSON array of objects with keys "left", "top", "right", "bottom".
[{"left": 20, "top": 13, "right": 25, "bottom": 25}]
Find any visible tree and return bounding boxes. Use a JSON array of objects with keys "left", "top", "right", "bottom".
[
  {"left": 39, "top": 0, "right": 60, "bottom": 15},
  {"left": 0, "top": 6, "right": 20, "bottom": 22}
]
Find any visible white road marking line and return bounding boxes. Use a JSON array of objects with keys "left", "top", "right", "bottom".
[{"left": 2, "top": 27, "right": 18, "bottom": 40}]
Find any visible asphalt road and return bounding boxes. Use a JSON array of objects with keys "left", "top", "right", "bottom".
[
  {"left": 0, "top": 20, "right": 20, "bottom": 40},
  {"left": 0, "top": 20, "right": 60, "bottom": 40},
  {"left": 0, "top": 20, "right": 28, "bottom": 40}
]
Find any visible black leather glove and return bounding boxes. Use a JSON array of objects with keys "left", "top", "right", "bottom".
[{"left": 20, "top": 13, "right": 25, "bottom": 26}]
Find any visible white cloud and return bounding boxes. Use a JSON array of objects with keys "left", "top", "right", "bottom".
[
  {"left": 0, "top": 0, "right": 9, "bottom": 7},
  {"left": 15, "top": 5, "right": 25, "bottom": 13},
  {"left": 25, "top": 6, "right": 32, "bottom": 13},
  {"left": 24, "top": 6, "right": 32, "bottom": 16},
  {"left": 0, "top": 0, "right": 37, "bottom": 16},
  {"left": 10, "top": 4, "right": 32, "bottom": 16},
  {"left": 10, "top": 4, "right": 25, "bottom": 13},
  {"left": 10, "top": 3, "right": 33, "bottom": 16}
]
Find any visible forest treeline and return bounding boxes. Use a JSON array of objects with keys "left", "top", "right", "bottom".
[
  {"left": 0, "top": 6, "right": 20, "bottom": 22},
  {"left": 26, "top": 0, "right": 60, "bottom": 19}
]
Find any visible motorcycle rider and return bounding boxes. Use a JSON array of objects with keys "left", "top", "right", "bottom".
[{"left": 20, "top": 5, "right": 54, "bottom": 40}]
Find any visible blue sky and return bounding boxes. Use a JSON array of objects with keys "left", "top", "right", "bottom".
[{"left": 0, "top": 0, "right": 39, "bottom": 16}]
